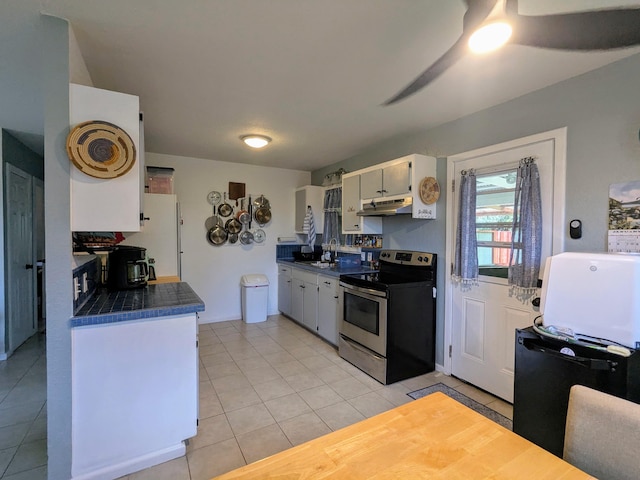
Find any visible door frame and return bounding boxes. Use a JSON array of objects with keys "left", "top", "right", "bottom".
[{"left": 442, "top": 128, "right": 567, "bottom": 375}]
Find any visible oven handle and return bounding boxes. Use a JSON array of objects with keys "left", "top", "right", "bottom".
[{"left": 339, "top": 282, "right": 387, "bottom": 299}]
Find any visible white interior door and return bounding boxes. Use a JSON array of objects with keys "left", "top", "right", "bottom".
[
  {"left": 445, "top": 129, "right": 566, "bottom": 402},
  {"left": 6, "top": 164, "right": 36, "bottom": 353}
]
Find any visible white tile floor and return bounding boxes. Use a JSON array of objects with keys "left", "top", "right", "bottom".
[
  {"left": 0, "top": 333, "right": 47, "bottom": 480},
  {"left": 120, "top": 315, "right": 513, "bottom": 480},
  {"left": 0, "top": 315, "right": 513, "bottom": 480}
]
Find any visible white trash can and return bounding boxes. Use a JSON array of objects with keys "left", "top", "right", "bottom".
[{"left": 241, "top": 274, "right": 269, "bottom": 323}]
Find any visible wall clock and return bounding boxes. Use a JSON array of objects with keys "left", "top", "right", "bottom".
[{"left": 207, "top": 191, "right": 222, "bottom": 205}]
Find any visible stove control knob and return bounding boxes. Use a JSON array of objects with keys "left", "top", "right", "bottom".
[{"left": 417, "top": 256, "right": 423, "bottom": 262}]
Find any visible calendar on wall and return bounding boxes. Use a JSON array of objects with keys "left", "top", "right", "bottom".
[{"left": 608, "top": 180, "right": 640, "bottom": 253}]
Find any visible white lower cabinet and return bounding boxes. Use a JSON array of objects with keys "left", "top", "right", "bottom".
[
  {"left": 277, "top": 266, "right": 292, "bottom": 316},
  {"left": 291, "top": 268, "right": 318, "bottom": 331},
  {"left": 318, "top": 275, "right": 340, "bottom": 346},
  {"left": 71, "top": 313, "right": 198, "bottom": 479},
  {"left": 283, "top": 265, "right": 340, "bottom": 346}
]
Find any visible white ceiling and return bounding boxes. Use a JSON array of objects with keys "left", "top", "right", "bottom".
[{"left": 7, "top": 1, "right": 640, "bottom": 170}]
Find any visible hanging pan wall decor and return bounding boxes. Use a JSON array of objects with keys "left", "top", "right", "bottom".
[{"left": 66, "top": 120, "right": 136, "bottom": 179}]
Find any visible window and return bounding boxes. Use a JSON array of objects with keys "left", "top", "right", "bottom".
[{"left": 476, "top": 169, "right": 517, "bottom": 278}]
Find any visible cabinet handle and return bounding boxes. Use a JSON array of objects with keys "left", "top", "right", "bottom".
[
  {"left": 324, "top": 281, "right": 331, "bottom": 285},
  {"left": 376, "top": 190, "right": 382, "bottom": 194},
  {"left": 25, "top": 264, "right": 33, "bottom": 270},
  {"left": 381, "top": 189, "right": 387, "bottom": 193},
  {"left": 334, "top": 295, "right": 339, "bottom": 299}
]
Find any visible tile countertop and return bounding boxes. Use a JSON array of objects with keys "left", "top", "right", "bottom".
[
  {"left": 277, "top": 259, "right": 377, "bottom": 278},
  {"left": 71, "top": 282, "right": 205, "bottom": 327}
]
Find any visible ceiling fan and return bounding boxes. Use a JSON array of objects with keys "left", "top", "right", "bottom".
[{"left": 384, "top": 0, "right": 640, "bottom": 105}]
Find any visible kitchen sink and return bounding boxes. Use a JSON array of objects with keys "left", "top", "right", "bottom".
[{"left": 294, "top": 260, "right": 335, "bottom": 269}]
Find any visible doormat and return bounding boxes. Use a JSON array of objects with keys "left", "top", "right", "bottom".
[{"left": 407, "top": 383, "right": 512, "bottom": 431}]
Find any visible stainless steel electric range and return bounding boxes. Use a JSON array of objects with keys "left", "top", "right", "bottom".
[{"left": 338, "top": 249, "right": 437, "bottom": 385}]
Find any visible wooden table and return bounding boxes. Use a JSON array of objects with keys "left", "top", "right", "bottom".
[{"left": 213, "top": 392, "right": 594, "bottom": 479}]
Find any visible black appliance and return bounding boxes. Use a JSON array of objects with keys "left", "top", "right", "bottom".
[
  {"left": 513, "top": 327, "right": 640, "bottom": 457},
  {"left": 338, "top": 249, "right": 436, "bottom": 385},
  {"left": 107, "top": 246, "right": 149, "bottom": 290}
]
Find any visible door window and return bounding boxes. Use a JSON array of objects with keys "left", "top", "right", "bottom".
[{"left": 476, "top": 169, "right": 517, "bottom": 278}]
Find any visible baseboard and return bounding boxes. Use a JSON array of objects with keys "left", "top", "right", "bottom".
[{"left": 71, "top": 443, "right": 185, "bottom": 480}]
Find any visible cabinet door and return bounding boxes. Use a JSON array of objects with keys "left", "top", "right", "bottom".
[
  {"left": 70, "top": 84, "right": 141, "bottom": 232},
  {"left": 291, "top": 281, "right": 305, "bottom": 323},
  {"left": 294, "top": 189, "right": 307, "bottom": 233},
  {"left": 277, "top": 274, "right": 292, "bottom": 316},
  {"left": 295, "top": 186, "right": 324, "bottom": 234},
  {"left": 318, "top": 277, "right": 339, "bottom": 345},
  {"left": 360, "top": 169, "right": 383, "bottom": 199},
  {"left": 383, "top": 162, "right": 411, "bottom": 197},
  {"left": 302, "top": 281, "right": 318, "bottom": 331},
  {"left": 342, "top": 175, "right": 361, "bottom": 233}
]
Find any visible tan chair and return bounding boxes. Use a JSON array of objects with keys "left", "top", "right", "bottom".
[{"left": 564, "top": 385, "right": 640, "bottom": 480}]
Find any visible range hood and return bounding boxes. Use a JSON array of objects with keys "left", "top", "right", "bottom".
[{"left": 357, "top": 198, "right": 412, "bottom": 216}]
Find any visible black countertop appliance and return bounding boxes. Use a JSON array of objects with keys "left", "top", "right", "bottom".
[
  {"left": 107, "top": 246, "right": 148, "bottom": 290},
  {"left": 513, "top": 326, "right": 640, "bottom": 457}
]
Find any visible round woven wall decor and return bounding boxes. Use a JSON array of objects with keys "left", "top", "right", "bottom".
[
  {"left": 418, "top": 176, "right": 440, "bottom": 205},
  {"left": 66, "top": 120, "right": 136, "bottom": 179}
]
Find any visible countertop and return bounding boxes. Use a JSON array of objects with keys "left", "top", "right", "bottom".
[
  {"left": 276, "top": 258, "right": 377, "bottom": 278},
  {"left": 71, "top": 282, "right": 205, "bottom": 327}
]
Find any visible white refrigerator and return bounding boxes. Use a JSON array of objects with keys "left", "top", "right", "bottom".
[{"left": 122, "top": 193, "right": 181, "bottom": 278}]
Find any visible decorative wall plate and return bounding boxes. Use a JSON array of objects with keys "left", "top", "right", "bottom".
[
  {"left": 66, "top": 120, "right": 136, "bottom": 179},
  {"left": 419, "top": 176, "right": 440, "bottom": 205}
]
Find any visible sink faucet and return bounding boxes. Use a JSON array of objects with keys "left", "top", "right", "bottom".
[{"left": 328, "top": 238, "right": 338, "bottom": 263}]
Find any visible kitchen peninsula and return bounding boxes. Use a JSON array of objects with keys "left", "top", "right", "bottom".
[{"left": 70, "top": 282, "right": 204, "bottom": 480}]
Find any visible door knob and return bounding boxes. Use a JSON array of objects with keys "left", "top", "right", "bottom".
[{"left": 25, "top": 264, "right": 33, "bottom": 270}]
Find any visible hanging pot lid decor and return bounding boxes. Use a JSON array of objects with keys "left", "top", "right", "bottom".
[{"left": 66, "top": 120, "right": 136, "bottom": 179}]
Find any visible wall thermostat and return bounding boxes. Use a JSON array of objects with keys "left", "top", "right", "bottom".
[{"left": 569, "top": 219, "right": 582, "bottom": 239}]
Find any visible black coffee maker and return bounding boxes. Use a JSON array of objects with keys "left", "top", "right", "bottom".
[{"left": 107, "top": 246, "right": 148, "bottom": 290}]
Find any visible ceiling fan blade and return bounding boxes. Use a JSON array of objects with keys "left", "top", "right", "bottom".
[
  {"left": 384, "top": 0, "right": 496, "bottom": 106},
  {"left": 383, "top": 36, "right": 468, "bottom": 106},
  {"left": 511, "top": 9, "right": 640, "bottom": 51}
]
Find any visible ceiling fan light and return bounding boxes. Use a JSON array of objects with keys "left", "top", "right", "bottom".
[
  {"left": 241, "top": 135, "right": 271, "bottom": 149},
  {"left": 468, "top": 21, "right": 512, "bottom": 54}
]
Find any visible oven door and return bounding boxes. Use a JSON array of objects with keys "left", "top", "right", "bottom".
[{"left": 339, "top": 282, "right": 387, "bottom": 356}]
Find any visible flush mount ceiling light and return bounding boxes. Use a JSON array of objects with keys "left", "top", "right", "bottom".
[
  {"left": 468, "top": 0, "right": 512, "bottom": 54},
  {"left": 241, "top": 134, "right": 271, "bottom": 149}
]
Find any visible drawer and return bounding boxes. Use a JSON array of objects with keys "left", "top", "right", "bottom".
[
  {"left": 292, "top": 268, "right": 318, "bottom": 285},
  {"left": 318, "top": 275, "right": 338, "bottom": 292},
  {"left": 278, "top": 265, "right": 292, "bottom": 277}
]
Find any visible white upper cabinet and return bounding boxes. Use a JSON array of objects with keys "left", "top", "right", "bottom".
[
  {"left": 360, "top": 162, "right": 411, "bottom": 200},
  {"left": 343, "top": 154, "right": 438, "bottom": 222},
  {"left": 295, "top": 185, "right": 324, "bottom": 234},
  {"left": 69, "top": 83, "right": 142, "bottom": 232},
  {"left": 341, "top": 173, "right": 382, "bottom": 234}
]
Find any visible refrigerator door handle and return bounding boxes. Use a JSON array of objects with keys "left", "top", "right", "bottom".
[{"left": 519, "top": 337, "right": 617, "bottom": 372}]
